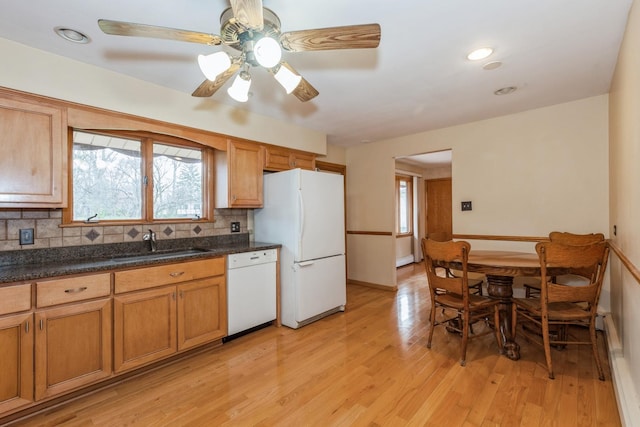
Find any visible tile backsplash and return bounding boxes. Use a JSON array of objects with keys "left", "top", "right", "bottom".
[{"left": 0, "top": 208, "right": 251, "bottom": 251}]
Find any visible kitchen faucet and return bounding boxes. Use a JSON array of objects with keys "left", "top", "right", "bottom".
[{"left": 143, "top": 229, "right": 157, "bottom": 252}]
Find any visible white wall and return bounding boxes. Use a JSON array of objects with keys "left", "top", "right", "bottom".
[
  {"left": 0, "top": 37, "right": 326, "bottom": 154},
  {"left": 608, "top": 0, "right": 640, "bottom": 423},
  {"left": 346, "top": 95, "right": 609, "bottom": 288}
]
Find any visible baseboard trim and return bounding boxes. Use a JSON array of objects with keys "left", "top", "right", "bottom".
[
  {"left": 395, "top": 255, "right": 415, "bottom": 268},
  {"left": 604, "top": 313, "right": 639, "bottom": 427},
  {"left": 347, "top": 279, "right": 397, "bottom": 292}
]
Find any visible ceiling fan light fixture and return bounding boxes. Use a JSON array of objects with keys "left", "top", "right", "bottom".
[
  {"left": 274, "top": 64, "right": 302, "bottom": 94},
  {"left": 227, "top": 71, "right": 252, "bottom": 102},
  {"left": 198, "top": 52, "right": 232, "bottom": 81},
  {"left": 254, "top": 37, "right": 282, "bottom": 68}
]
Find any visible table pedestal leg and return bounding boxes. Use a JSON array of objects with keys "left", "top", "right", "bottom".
[{"left": 486, "top": 274, "right": 520, "bottom": 360}]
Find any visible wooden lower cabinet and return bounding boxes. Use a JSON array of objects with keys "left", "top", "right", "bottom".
[
  {"left": 113, "top": 286, "right": 177, "bottom": 373},
  {"left": 0, "top": 313, "right": 33, "bottom": 414},
  {"left": 114, "top": 274, "right": 226, "bottom": 373},
  {"left": 34, "top": 298, "right": 112, "bottom": 401},
  {"left": 178, "top": 277, "right": 226, "bottom": 351}
]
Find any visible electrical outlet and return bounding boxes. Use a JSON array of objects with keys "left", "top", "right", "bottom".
[
  {"left": 19, "top": 228, "right": 34, "bottom": 245},
  {"left": 230, "top": 222, "right": 240, "bottom": 232},
  {"left": 461, "top": 201, "right": 472, "bottom": 211}
]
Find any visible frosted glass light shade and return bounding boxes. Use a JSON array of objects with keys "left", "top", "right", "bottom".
[
  {"left": 227, "top": 72, "right": 251, "bottom": 102},
  {"left": 198, "top": 52, "right": 232, "bottom": 81},
  {"left": 274, "top": 65, "right": 302, "bottom": 94},
  {"left": 254, "top": 37, "right": 281, "bottom": 68}
]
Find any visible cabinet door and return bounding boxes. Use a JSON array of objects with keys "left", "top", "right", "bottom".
[
  {"left": 228, "top": 139, "right": 263, "bottom": 207},
  {"left": 291, "top": 152, "right": 316, "bottom": 170},
  {"left": 113, "top": 287, "right": 177, "bottom": 373},
  {"left": 0, "top": 95, "right": 67, "bottom": 208},
  {"left": 264, "top": 146, "right": 293, "bottom": 171},
  {"left": 0, "top": 313, "right": 33, "bottom": 414},
  {"left": 35, "top": 299, "right": 111, "bottom": 400},
  {"left": 177, "top": 276, "right": 227, "bottom": 351}
]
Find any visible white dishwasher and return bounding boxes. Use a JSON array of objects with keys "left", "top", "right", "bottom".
[{"left": 226, "top": 249, "right": 278, "bottom": 339}]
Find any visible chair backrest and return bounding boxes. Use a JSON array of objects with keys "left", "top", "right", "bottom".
[
  {"left": 548, "top": 231, "right": 605, "bottom": 245},
  {"left": 422, "top": 238, "right": 471, "bottom": 298},
  {"left": 427, "top": 231, "right": 453, "bottom": 242},
  {"left": 535, "top": 241, "right": 609, "bottom": 309},
  {"left": 548, "top": 232, "right": 605, "bottom": 280}
]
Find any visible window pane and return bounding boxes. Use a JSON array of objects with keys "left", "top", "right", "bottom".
[
  {"left": 398, "top": 180, "right": 409, "bottom": 233},
  {"left": 152, "top": 143, "right": 203, "bottom": 219},
  {"left": 72, "top": 131, "right": 142, "bottom": 221}
]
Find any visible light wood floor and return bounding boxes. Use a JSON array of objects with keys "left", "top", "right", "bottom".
[{"left": 11, "top": 263, "right": 621, "bottom": 426}]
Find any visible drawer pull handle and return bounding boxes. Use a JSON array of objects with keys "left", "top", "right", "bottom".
[
  {"left": 40, "top": 319, "right": 44, "bottom": 330},
  {"left": 169, "top": 272, "right": 185, "bottom": 278},
  {"left": 64, "top": 287, "right": 88, "bottom": 294},
  {"left": 25, "top": 321, "right": 29, "bottom": 333},
  {"left": 250, "top": 256, "right": 259, "bottom": 260}
]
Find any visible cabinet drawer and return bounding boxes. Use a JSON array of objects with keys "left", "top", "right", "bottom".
[
  {"left": 114, "top": 257, "right": 225, "bottom": 294},
  {"left": 0, "top": 283, "right": 32, "bottom": 315},
  {"left": 36, "top": 273, "right": 111, "bottom": 308}
]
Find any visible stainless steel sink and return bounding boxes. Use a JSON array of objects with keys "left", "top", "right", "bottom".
[{"left": 110, "top": 247, "right": 209, "bottom": 263}]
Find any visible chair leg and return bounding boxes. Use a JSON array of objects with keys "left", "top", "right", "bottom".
[
  {"left": 590, "top": 320, "right": 605, "bottom": 381},
  {"left": 541, "top": 315, "right": 555, "bottom": 379},
  {"left": 493, "top": 306, "right": 503, "bottom": 352},
  {"left": 427, "top": 306, "right": 436, "bottom": 349},
  {"left": 511, "top": 303, "right": 518, "bottom": 340},
  {"left": 460, "top": 311, "right": 469, "bottom": 366}
]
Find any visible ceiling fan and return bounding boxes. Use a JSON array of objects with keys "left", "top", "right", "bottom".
[{"left": 98, "top": 0, "right": 381, "bottom": 102}]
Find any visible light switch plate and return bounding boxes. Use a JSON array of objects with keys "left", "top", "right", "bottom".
[
  {"left": 461, "top": 201, "right": 472, "bottom": 211},
  {"left": 19, "top": 228, "right": 34, "bottom": 245}
]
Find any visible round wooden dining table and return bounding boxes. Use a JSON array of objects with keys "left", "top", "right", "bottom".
[{"left": 446, "top": 250, "right": 541, "bottom": 361}]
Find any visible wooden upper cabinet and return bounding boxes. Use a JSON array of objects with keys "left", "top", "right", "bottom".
[
  {"left": 264, "top": 146, "right": 316, "bottom": 171},
  {"left": 215, "top": 139, "right": 264, "bottom": 208},
  {"left": 0, "top": 93, "right": 67, "bottom": 208}
]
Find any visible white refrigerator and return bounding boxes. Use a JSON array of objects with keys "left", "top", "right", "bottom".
[{"left": 254, "top": 168, "right": 346, "bottom": 329}]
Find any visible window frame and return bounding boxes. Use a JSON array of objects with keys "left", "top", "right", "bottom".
[
  {"left": 395, "top": 174, "right": 413, "bottom": 237},
  {"left": 63, "top": 129, "right": 214, "bottom": 226}
]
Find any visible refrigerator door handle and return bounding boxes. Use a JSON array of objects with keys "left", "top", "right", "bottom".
[
  {"left": 297, "top": 188, "right": 305, "bottom": 256},
  {"left": 297, "top": 261, "right": 315, "bottom": 267}
]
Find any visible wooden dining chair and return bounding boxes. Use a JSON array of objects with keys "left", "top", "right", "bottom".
[
  {"left": 524, "top": 232, "right": 605, "bottom": 298},
  {"left": 422, "top": 238, "right": 502, "bottom": 366},
  {"left": 426, "top": 232, "right": 485, "bottom": 296},
  {"left": 511, "top": 240, "right": 609, "bottom": 380}
]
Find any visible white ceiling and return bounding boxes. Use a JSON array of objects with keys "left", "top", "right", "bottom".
[{"left": 0, "top": 0, "right": 632, "bottom": 153}]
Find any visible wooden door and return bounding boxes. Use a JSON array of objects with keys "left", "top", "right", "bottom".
[
  {"left": 113, "top": 287, "right": 177, "bottom": 373},
  {"left": 177, "top": 277, "right": 227, "bottom": 351},
  {"left": 425, "top": 178, "right": 452, "bottom": 236},
  {"left": 0, "top": 313, "right": 33, "bottom": 414},
  {"left": 35, "top": 299, "right": 112, "bottom": 400}
]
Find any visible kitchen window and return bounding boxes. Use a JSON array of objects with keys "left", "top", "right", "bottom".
[
  {"left": 63, "top": 130, "right": 211, "bottom": 225},
  {"left": 396, "top": 175, "right": 413, "bottom": 236}
]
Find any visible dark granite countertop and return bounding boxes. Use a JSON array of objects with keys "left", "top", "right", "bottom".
[{"left": 0, "top": 233, "right": 280, "bottom": 285}]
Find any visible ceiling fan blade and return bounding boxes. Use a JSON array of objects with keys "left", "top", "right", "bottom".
[
  {"left": 292, "top": 77, "right": 319, "bottom": 102},
  {"left": 98, "top": 19, "right": 222, "bottom": 46},
  {"left": 230, "top": 0, "right": 264, "bottom": 31},
  {"left": 280, "top": 23, "right": 381, "bottom": 52},
  {"left": 192, "top": 62, "right": 241, "bottom": 97}
]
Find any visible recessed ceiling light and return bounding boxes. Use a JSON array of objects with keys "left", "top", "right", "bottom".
[
  {"left": 483, "top": 61, "right": 502, "bottom": 70},
  {"left": 54, "top": 27, "right": 90, "bottom": 44},
  {"left": 467, "top": 47, "right": 493, "bottom": 61},
  {"left": 494, "top": 86, "right": 517, "bottom": 95}
]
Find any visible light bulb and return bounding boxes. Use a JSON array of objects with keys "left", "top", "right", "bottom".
[
  {"left": 254, "top": 37, "right": 282, "bottom": 68},
  {"left": 227, "top": 72, "right": 251, "bottom": 102},
  {"left": 274, "top": 64, "right": 302, "bottom": 94},
  {"left": 198, "top": 52, "right": 231, "bottom": 81}
]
